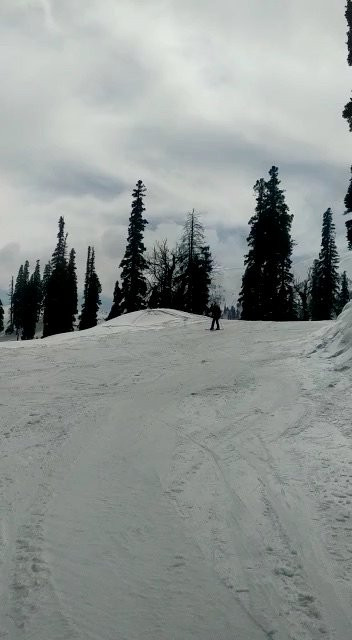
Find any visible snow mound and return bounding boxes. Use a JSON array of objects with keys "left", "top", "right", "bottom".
[
  {"left": 0, "top": 309, "right": 208, "bottom": 348},
  {"left": 313, "top": 301, "right": 352, "bottom": 367},
  {"left": 104, "top": 308, "right": 207, "bottom": 330}
]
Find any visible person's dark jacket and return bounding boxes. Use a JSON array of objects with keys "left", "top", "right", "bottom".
[{"left": 210, "top": 304, "right": 221, "bottom": 320}]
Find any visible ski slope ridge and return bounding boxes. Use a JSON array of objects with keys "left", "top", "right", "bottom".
[{"left": 1, "top": 309, "right": 352, "bottom": 639}]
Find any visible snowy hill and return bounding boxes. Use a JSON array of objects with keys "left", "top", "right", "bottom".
[
  {"left": 1, "top": 309, "right": 352, "bottom": 639},
  {"left": 313, "top": 301, "right": 352, "bottom": 368}
]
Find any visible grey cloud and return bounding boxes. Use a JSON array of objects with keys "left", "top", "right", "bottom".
[
  {"left": 0, "top": 243, "right": 21, "bottom": 270},
  {"left": 31, "top": 163, "right": 126, "bottom": 201},
  {"left": 214, "top": 224, "right": 248, "bottom": 245},
  {"left": 0, "top": 0, "right": 349, "bottom": 300}
]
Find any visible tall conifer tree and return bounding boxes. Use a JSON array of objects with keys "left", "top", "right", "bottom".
[
  {"left": 12, "top": 261, "right": 41, "bottom": 340},
  {"left": 310, "top": 260, "right": 321, "bottom": 321},
  {"left": 239, "top": 179, "right": 266, "bottom": 319},
  {"left": 239, "top": 167, "right": 294, "bottom": 320},
  {"left": 42, "top": 262, "right": 52, "bottom": 302},
  {"left": 79, "top": 247, "right": 102, "bottom": 330},
  {"left": 67, "top": 248, "right": 78, "bottom": 329},
  {"left": 310, "top": 209, "right": 340, "bottom": 320},
  {"left": 120, "top": 180, "right": 148, "bottom": 313},
  {"left": 13, "top": 263, "right": 29, "bottom": 337},
  {"left": 106, "top": 279, "right": 123, "bottom": 320},
  {"left": 337, "top": 271, "right": 350, "bottom": 314},
  {"left": 343, "top": 2, "right": 352, "bottom": 245},
  {"left": 22, "top": 279, "right": 38, "bottom": 340},
  {"left": 5, "top": 276, "right": 14, "bottom": 334},
  {"left": 31, "top": 260, "right": 42, "bottom": 321},
  {"left": 43, "top": 217, "right": 74, "bottom": 337},
  {"left": 0, "top": 299, "right": 4, "bottom": 333}
]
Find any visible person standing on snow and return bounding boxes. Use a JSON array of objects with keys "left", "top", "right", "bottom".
[{"left": 209, "top": 303, "right": 221, "bottom": 330}]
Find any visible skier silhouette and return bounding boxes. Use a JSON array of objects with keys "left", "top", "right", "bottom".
[{"left": 209, "top": 303, "right": 221, "bottom": 330}]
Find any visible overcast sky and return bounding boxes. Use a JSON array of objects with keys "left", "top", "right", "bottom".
[{"left": 0, "top": 0, "right": 351, "bottom": 305}]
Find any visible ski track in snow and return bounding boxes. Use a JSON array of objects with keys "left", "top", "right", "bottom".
[{"left": 0, "top": 310, "right": 352, "bottom": 638}]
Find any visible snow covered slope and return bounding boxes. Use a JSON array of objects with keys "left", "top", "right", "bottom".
[
  {"left": 1, "top": 309, "right": 352, "bottom": 639},
  {"left": 313, "top": 301, "right": 352, "bottom": 369}
]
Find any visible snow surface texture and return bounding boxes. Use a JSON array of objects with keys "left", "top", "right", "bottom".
[{"left": 1, "top": 308, "right": 352, "bottom": 639}]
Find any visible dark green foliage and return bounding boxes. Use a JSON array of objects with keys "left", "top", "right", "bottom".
[
  {"left": 120, "top": 180, "right": 148, "bottom": 313},
  {"left": 239, "top": 167, "right": 295, "bottom": 320},
  {"left": 309, "top": 260, "right": 321, "bottom": 320},
  {"left": 12, "top": 261, "right": 42, "bottom": 340},
  {"left": 0, "top": 299, "right": 4, "bottom": 333},
  {"left": 310, "top": 209, "right": 340, "bottom": 320},
  {"left": 346, "top": 0, "right": 352, "bottom": 66},
  {"left": 21, "top": 260, "right": 42, "bottom": 340},
  {"left": 79, "top": 247, "right": 102, "bottom": 330},
  {"left": 5, "top": 276, "right": 14, "bottom": 334},
  {"left": 173, "top": 210, "right": 213, "bottom": 315},
  {"left": 52, "top": 216, "right": 67, "bottom": 269},
  {"left": 43, "top": 217, "right": 75, "bottom": 337},
  {"left": 13, "top": 263, "right": 29, "bottom": 337},
  {"left": 67, "top": 249, "right": 78, "bottom": 328},
  {"left": 343, "top": 4, "right": 352, "bottom": 243},
  {"left": 42, "top": 262, "right": 52, "bottom": 301},
  {"left": 344, "top": 166, "right": 352, "bottom": 213},
  {"left": 239, "top": 179, "right": 266, "bottom": 320},
  {"left": 30, "top": 260, "right": 42, "bottom": 321},
  {"left": 343, "top": 96, "right": 352, "bottom": 132},
  {"left": 193, "top": 244, "right": 213, "bottom": 314},
  {"left": 344, "top": 167, "right": 352, "bottom": 248},
  {"left": 106, "top": 279, "right": 123, "bottom": 320},
  {"left": 337, "top": 271, "right": 350, "bottom": 314},
  {"left": 21, "top": 278, "right": 39, "bottom": 340}
]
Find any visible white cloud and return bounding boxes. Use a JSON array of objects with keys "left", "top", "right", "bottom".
[{"left": 0, "top": 0, "right": 350, "bottom": 299}]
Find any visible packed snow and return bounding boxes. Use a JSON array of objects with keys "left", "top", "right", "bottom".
[{"left": 1, "top": 308, "right": 352, "bottom": 639}]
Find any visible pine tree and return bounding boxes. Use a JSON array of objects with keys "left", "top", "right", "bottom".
[
  {"left": 174, "top": 210, "right": 213, "bottom": 314},
  {"left": 21, "top": 280, "right": 38, "bottom": 340},
  {"left": 193, "top": 244, "right": 213, "bottom": 314},
  {"left": 31, "top": 260, "right": 42, "bottom": 321},
  {"left": 343, "top": 0, "right": 352, "bottom": 129},
  {"left": 21, "top": 261, "right": 42, "bottom": 340},
  {"left": 13, "top": 263, "right": 29, "bottom": 338},
  {"left": 106, "top": 279, "right": 123, "bottom": 320},
  {"left": 263, "top": 167, "right": 294, "bottom": 320},
  {"left": 0, "top": 299, "right": 4, "bottom": 333},
  {"left": 239, "top": 167, "right": 294, "bottom": 320},
  {"left": 10, "top": 261, "right": 41, "bottom": 340},
  {"left": 13, "top": 264, "right": 24, "bottom": 337},
  {"left": 344, "top": 167, "right": 352, "bottom": 248},
  {"left": 5, "top": 276, "right": 14, "bottom": 334},
  {"left": 310, "top": 260, "right": 321, "bottom": 321},
  {"left": 79, "top": 247, "right": 102, "bottom": 330},
  {"left": 311, "top": 209, "right": 340, "bottom": 320},
  {"left": 79, "top": 246, "right": 92, "bottom": 329},
  {"left": 337, "top": 271, "right": 350, "bottom": 314},
  {"left": 343, "top": 3, "right": 352, "bottom": 245},
  {"left": 347, "top": 0, "right": 352, "bottom": 65},
  {"left": 43, "top": 217, "right": 74, "bottom": 337},
  {"left": 42, "top": 262, "right": 52, "bottom": 301},
  {"left": 120, "top": 180, "right": 148, "bottom": 313},
  {"left": 239, "top": 178, "right": 266, "bottom": 319},
  {"left": 318, "top": 208, "right": 340, "bottom": 319},
  {"left": 67, "top": 248, "right": 78, "bottom": 329}
]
